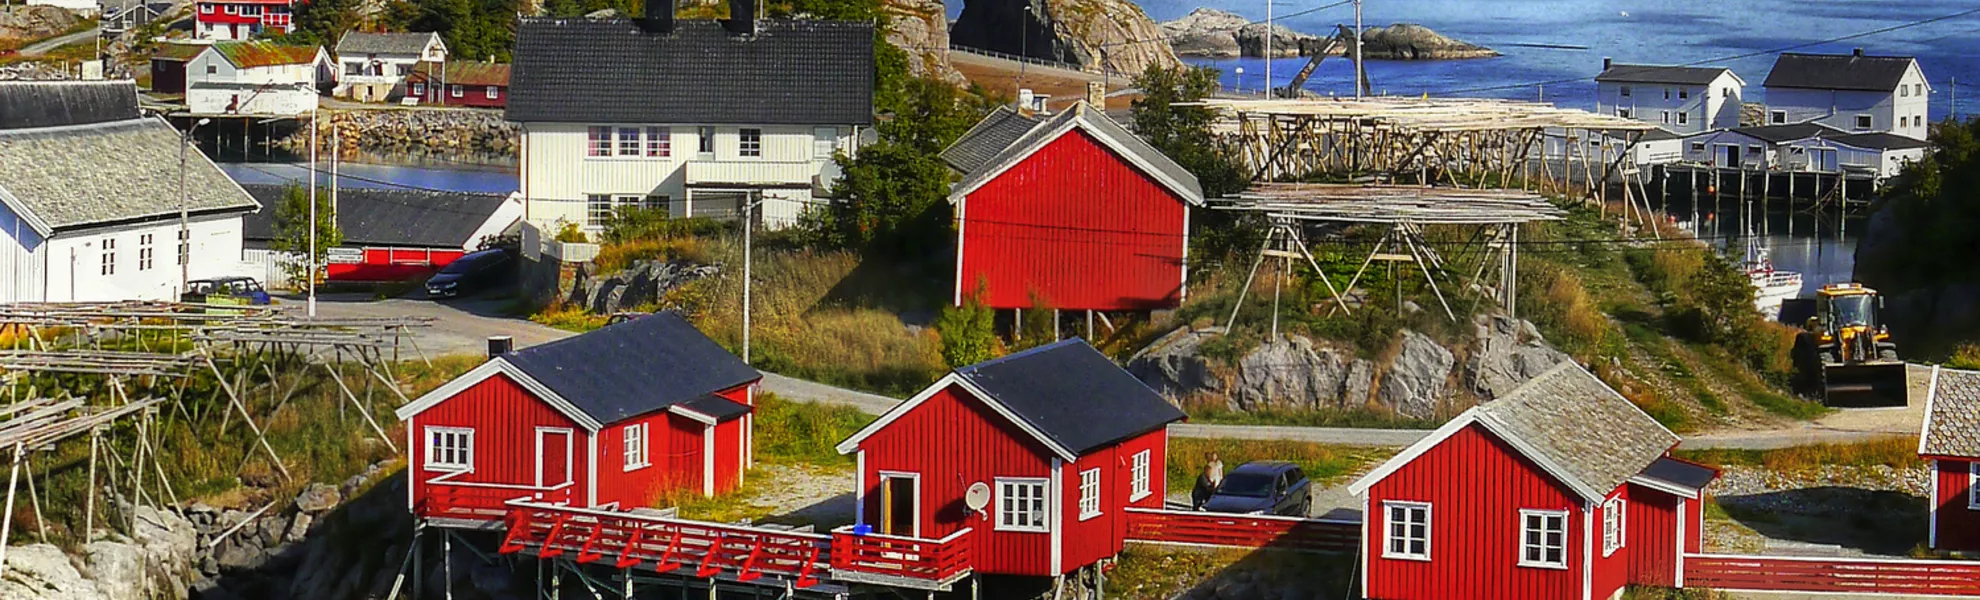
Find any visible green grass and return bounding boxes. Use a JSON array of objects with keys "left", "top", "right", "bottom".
[
  {"left": 752, "top": 393, "right": 874, "bottom": 467},
  {"left": 1166, "top": 438, "right": 1394, "bottom": 492},
  {"left": 1676, "top": 437, "right": 1921, "bottom": 471},
  {"left": 1182, "top": 403, "right": 1437, "bottom": 430}
]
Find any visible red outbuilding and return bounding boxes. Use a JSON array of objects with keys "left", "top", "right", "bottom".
[
  {"left": 241, "top": 184, "right": 522, "bottom": 283},
  {"left": 396, "top": 313, "right": 761, "bottom": 526},
  {"left": 1348, "top": 363, "right": 1718, "bottom": 600},
  {"left": 835, "top": 339, "right": 1187, "bottom": 578},
  {"left": 408, "top": 61, "right": 511, "bottom": 108},
  {"left": 1919, "top": 366, "right": 1980, "bottom": 552},
  {"left": 941, "top": 102, "right": 1203, "bottom": 312}
]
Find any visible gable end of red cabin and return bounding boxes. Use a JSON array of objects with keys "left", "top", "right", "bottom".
[{"left": 408, "top": 372, "right": 589, "bottom": 520}]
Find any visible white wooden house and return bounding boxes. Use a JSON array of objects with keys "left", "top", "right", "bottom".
[
  {"left": 334, "top": 32, "right": 446, "bottom": 102},
  {"left": 184, "top": 41, "right": 331, "bottom": 117},
  {"left": 0, "top": 81, "right": 259, "bottom": 302},
  {"left": 507, "top": 0, "right": 873, "bottom": 232},
  {"left": 1762, "top": 50, "right": 1930, "bottom": 141},
  {"left": 1595, "top": 61, "right": 1745, "bottom": 135}
]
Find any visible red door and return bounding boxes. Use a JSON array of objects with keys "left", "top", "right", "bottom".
[{"left": 536, "top": 428, "right": 572, "bottom": 503}]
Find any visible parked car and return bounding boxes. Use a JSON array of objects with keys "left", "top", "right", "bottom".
[
  {"left": 425, "top": 248, "right": 514, "bottom": 298},
  {"left": 182, "top": 276, "right": 272, "bottom": 306},
  {"left": 1201, "top": 461, "right": 1311, "bottom": 517}
]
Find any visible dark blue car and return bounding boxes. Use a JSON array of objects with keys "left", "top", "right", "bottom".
[
  {"left": 1202, "top": 461, "right": 1311, "bottom": 517},
  {"left": 183, "top": 277, "right": 271, "bottom": 305}
]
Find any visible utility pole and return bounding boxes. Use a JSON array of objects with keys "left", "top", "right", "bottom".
[
  {"left": 1017, "top": 4, "right": 1032, "bottom": 101},
  {"left": 331, "top": 121, "right": 339, "bottom": 218},
  {"left": 741, "top": 194, "right": 763, "bottom": 364},
  {"left": 178, "top": 118, "right": 210, "bottom": 297},
  {"left": 1353, "top": 0, "right": 1364, "bottom": 98},
  {"left": 1265, "top": 0, "right": 1272, "bottom": 94},
  {"left": 1953, "top": 75, "right": 1959, "bottom": 121},
  {"left": 307, "top": 111, "right": 318, "bottom": 318}
]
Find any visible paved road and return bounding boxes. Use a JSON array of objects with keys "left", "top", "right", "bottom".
[
  {"left": 282, "top": 292, "right": 574, "bottom": 358},
  {"left": 20, "top": 28, "right": 100, "bottom": 56}
]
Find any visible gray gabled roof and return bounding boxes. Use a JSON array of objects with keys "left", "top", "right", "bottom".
[
  {"left": 1921, "top": 368, "right": 1980, "bottom": 459},
  {"left": 940, "top": 106, "right": 1043, "bottom": 175},
  {"left": 501, "top": 312, "right": 761, "bottom": 426},
  {"left": 0, "top": 101, "right": 257, "bottom": 234},
  {"left": 0, "top": 81, "right": 139, "bottom": 130},
  {"left": 1763, "top": 52, "right": 1918, "bottom": 92},
  {"left": 1596, "top": 64, "right": 1739, "bottom": 87},
  {"left": 948, "top": 102, "right": 1204, "bottom": 205},
  {"left": 1730, "top": 122, "right": 1842, "bottom": 144},
  {"left": 1476, "top": 362, "right": 1680, "bottom": 500},
  {"left": 239, "top": 184, "right": 515, "bottom": 249},
  {"left": 953, "top": 339, "right": 1187, "bottom": 455},
  {"left": 1830, "top": 132, "right": 1930, "bottom": 151},
  {"left": 335, "top": 31, "right": 442, "bottom": 56}
]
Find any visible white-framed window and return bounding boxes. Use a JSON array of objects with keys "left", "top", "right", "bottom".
[
  {"left": 1129, "top": 450, "right": 1151, "bottom": 501},
  {"left": 177, "top": 230, "right": 190, "bottom": 266},
  {"left": 1382, "top": 501, "right": 1430, "bottom": 560},
  {"left": 739, "top": 128, "right": 762, "bottom": 157},
  {"left": 623, "top": 423, "right": 649, "bottom": 470},
  {"left": 1748, "top": 145, "right": 1762, "bottom": 155},
  {"left": 1855, "top": 115, "right": 1873, "bottom": 130},
  {"left": 1689, "top": 142, "right": 1705, "bottom": 152},
  {"left": 1519, "top": 509, "right": 1570, "bottom": 569},
  {"left": 411, "top": 83, "right": 425, "bottom": 96},
  {"left": 1602, "top": 498, "right": 1626, "bottom": 556},
  {"left": 485, "top": 85, "right": 498, "bottom": 99},
  {"left": 138, "top": 234, "right": 154, "bottom": 271},
  {"left": 1902, "top": 85, "right": 1911, "bottom": 97},
  {"left": 425, "top": 426, "right": 474, "bottom": 471},
  {"left": 1677, "top": 112, "right": 1688, "bottom": 125},
  {"left": 585, "top": 194, "right": 613, "bottom": 228},
  {"left": 617, "top": 127, "right": 641, "bottom": 156},
  {"left": 646, "top": 127, "right": 671, "bottom": 157},
  {"left": 1077, "top": 468, "right": 1102, "bottom": 520},
  {"left": 206, "top": 64, "right": 217, "bottom": 75},
  {"left": 99, "top": 238, "right": 115, "bottom": 276},
  {"left": 587, "top": 126, "right": 612, "bottom": 157},
  {"left": 200, "top": 3, "right": 213, "bottom": 12},
  {"left": 449, "top": 84, "right": 463, "bottom": 98},
  {"left": 1662, "top": 88, "right": 1671, "bottom": 100},
  {"left": 613, "top": 194, "right": 647, "bottom": 215},
  {"left": 1660, "top": 111, "right": 1669, "bottom": 124},
  {"left": 995, "top": 478, "right": 1049, "bottom": 532},
  {"left": 1771, "top": 110, "right": 1786, "bottom": 124},
  {"left": 222, "top": 5, "right": 235, "bottom": 13},
  {"left": 1968, "top": 462, "right": 1979, "bottom": 510}
]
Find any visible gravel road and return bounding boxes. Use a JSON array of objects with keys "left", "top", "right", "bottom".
[{"left": 20, "top": 27, "right": 99, "bottom": 55}]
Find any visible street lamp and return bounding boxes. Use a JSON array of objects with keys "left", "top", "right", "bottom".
[
  {"left": 1017, "top": 4, "right": 1032, "bottom": 100},
  {"left": 178, "top": 117, "right": 212, "bottom": 297},
  {"left": 1234, "top": 67, "right": 1245, "bottom": 95}
]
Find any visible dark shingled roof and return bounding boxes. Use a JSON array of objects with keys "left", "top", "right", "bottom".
[
  {"left": 0, "top": 81, "right": 140, "bottom": 130},
  {"left": 1638, "top": 457, "right": 1718, "bottom": 493},
  {"left": 940, "top": 106, "right": 1043, "bottom": 175},
  {"left": 1596, "top": 64, "right": 1734, "bottom": 86},
  {"left": 412, "top": 61, "right": 510, "bottom": 87},
  {"left": 238, "top": 184, "right": 515, "bottom": 249},
  {"left": 507, "top": 18, "right": 873, "bottom": 126},
  {"left": 1763, "top": 52, "right": 1918, "bottom": 92},
  {"left": 950, "top": 103, "right": 1204, "bottom": 205},
  {"left": 336, "top": 31, "right": 441, "bottom": 56},
  {"left": 955, "top": 339, "right": 1186, "bottom": 455},
  {"left": 1477, "top": 362, "right": 1679, "bottom": 499},
  {"left": 503, "top": 312, "right": 761, "bottom": 425},
  {"left": 680, "top": 395, "right": 751, "bottom": 422},
  {"left": 1831, "top": 132, "right": 1930, "bottom": 151},
  {"left": 0, "top": 116, "right": 258, "bottom": 231},
  {"left": 1731, "top": 122, "right": 1841, "bottom": 144},
  {"left": 1921, "top": 368, "right": 1980, "bottom": 458}
]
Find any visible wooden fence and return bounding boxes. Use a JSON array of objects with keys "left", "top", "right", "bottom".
[
  {"left": 1122, "top": 507, "right": 1359, "bottom": 553},
  {"left": 1684, "top": 553, "right": 1980, "bottom": 597}
]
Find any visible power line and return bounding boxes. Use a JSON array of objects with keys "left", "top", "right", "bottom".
[{"left": 1095, "top": 0, "right": 1358, "bottom": 50}]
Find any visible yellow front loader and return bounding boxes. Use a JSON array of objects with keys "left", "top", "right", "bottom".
[{"left": 1793, "top": 283, "right": 1906, "bottom": 407}]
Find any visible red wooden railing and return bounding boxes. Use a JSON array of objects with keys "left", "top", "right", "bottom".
[
  {"left": 1123, "top": 507, "right": 1359, "bottom": 553},
  {"left": 1684, "top": 553, "right": 1980, "bottom": 596},
  {"left": 828, "top": 527, "right": 974, "bottom": 587},
  {"left": 418, "top": 472, "right": 572, "bottom": 522}
]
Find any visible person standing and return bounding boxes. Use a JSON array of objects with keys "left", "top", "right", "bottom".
[{"left": 1191, "top": 452, "right": 1226, "bottom": 510}]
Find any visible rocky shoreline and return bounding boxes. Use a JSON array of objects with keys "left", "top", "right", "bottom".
[
  {"left": 277, "top": 109, "right": 520, "bottom": 166},
  {"left": 1159, "top": 9, "right": 1498, "bottom": 60}
]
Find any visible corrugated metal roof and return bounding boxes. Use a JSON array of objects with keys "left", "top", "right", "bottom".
[
  {"left": 412, "top": 61, "right": 510, "bottom": 87},
  {"left": 213, "top": 41, "right": 322, "bottom": 68},
  {"left": 0, "top": 81, "right": 139, "bottom": 130}
]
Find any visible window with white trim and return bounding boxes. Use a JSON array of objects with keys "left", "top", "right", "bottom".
[
  {"left": 587, "top": 126, "right": 612, "bottom": 157},
  {"left": 100, "top": 238, "right": 115, "bottom": 276},
  {"left": 1519, "top": 509, "right": 1569, "bottom": 568},
  {"left": 177, "top": 230, "right": 190, "bottom": 266},
  {"left": 485, "top": 85, "right": 498, "bottom": 99},
  {"left": 1602, "top": 498, "right": 1626, "bottom": 556},
  {"left": 585, "top": 194, "right": 613, "bottom": 228},
  {"left": 1129, "top": 450, "right": 1151, "bottom": 501},
  {"left": 739, "top": 128, "right": 762, "bottom": 157},
  {"left": 425, "top": 426, "right": 473, "bottom": 471},
  {"left": 617, "top": 127, "right": 641, "bottom": 157},
  {"left": 1855, "top": 115, "right": 1873, "bottom": 130},
  {"left": 1382, "top": 501, "right": 1430, "bottom": 560},
  {"left": 1771, "top": 111, "right": 1786, "bottom": 124},
  {"left": 1969, "top": 462, "right": 1979, "bottom": 510},
  {"left": 1677, "top": 112, "right": 1688, "bottom": 125},
  {"left": 1077, "top": 468, "right": 1101, "bottom": 520},
  {"left": 450, "top": 84, "right": 464, "bottom": 98},
  {"left": 646, "top": 126, "right": 671, "bottom": 157},
  {"left": 996, "top": 478, "right": 1048, "bottom": 532},
  {"left": 138, "top": 234, "right": 154, "bottom": 271},
  {"left": 623, "top": 423, "right": 649, "bottom": 470}
]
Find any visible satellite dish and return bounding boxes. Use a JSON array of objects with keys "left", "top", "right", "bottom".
[{"left": 964, "top": 482, "right": 992, "bottom": 512}]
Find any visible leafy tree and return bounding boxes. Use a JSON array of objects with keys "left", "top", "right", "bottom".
[
  {"left": 267, "top": 185, "right": 344, "bottom": 287},
  {"left": 1858, "top": 118, "right": 1980, "bottom": 294},
  {"left": 284, "top": 0, "right": 366, "bottom": 47},
  {"left": 935, "top": 286, "right": 997, "bottom": 367},
  {"left": 1130, "top": 64, "right": 1247, "bottom": 198},
  {"left": 802, "top": 76, "right": 991, "bottom": 256}
]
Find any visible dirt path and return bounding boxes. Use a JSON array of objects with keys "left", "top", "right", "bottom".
[{"left": 20, "top": 27, "right": 97, "bottom": 55}]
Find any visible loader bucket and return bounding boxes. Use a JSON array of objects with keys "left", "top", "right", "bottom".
[{"left": 1823, "top": 362, "right": 1909, "bottom": 408}]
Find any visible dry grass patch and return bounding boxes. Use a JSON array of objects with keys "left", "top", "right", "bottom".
[
  {"left": 1167, "top": 438, "right": 1394, "bottom": 491},
  {"left": 1676, "top": 437, "right": 1922, "bottom": 472}
]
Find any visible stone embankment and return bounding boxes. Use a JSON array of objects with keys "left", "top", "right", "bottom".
[
  {"left": 1160, "top": 9, "right": 1498, "bottom": 60},
  {"left": 278, "top": 109, "right": 520, "bottom": 165}
]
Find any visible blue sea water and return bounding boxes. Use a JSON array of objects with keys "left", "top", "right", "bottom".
[{"left": 218, "top": 161, "right": 520, "bottom": 195}]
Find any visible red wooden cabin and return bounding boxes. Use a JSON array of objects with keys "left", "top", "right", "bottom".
[
  {"left": 408, "top": 61, "right": 511, "bottom": 108},
  {"left": 835, "top": 339, "right": 1186, "bottom": 578},
  {"left": 1920, "top": 367, "right": 1980, "bottom": 551},
  {"left": 941, "top": 103, "right": 1204, "bottom": 312},
  {"left": 396, "top": 313, "right": 760, "bottom": 526},
  {"left": 242, "top": 184, "right": 522, "bottom": 283},
  {"left": 1348, "top": 363, "right": 1718, "bottom": 600}
]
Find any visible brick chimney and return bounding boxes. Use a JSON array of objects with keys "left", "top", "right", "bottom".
[
  {"left": 1853, "top": 47, "right": 1864, "bottom": 57},
  {"left": 723, "top": 0, "right": 756, "bottom": 35},
  {"left": 1602, "top": 57, "right": 1611, "bottom": 70},
  {"left": 641, "top": 0, "right": 675, "bottom": 34}
]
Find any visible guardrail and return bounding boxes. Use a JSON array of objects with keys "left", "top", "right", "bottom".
[
  {"left": 1122, "top": 507, "right": 1359, "bottom": 553},
  {"left": 503, "top": 500, "right": 833, "bottom": 587},
  {"left": 419, "top": 471, "right": 572, "bottom": 522},
  {"left": 1683, "top": 553, "right": 1980, "bottom": 596},
  {"left": 828, "top": 526, "right": 973, "bottom": 590}
]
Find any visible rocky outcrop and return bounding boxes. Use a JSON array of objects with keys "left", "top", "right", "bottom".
[
  {"left": 1, "top": 504, "right": 199, "bottom": 600},
  {"left": 567, "top": 259, "right": 720, "bottom": 315},
  {"left": 949, "top": 0, "right": 1182, "bottom": 76},
  {"left": 1464, "top": 314, "right": 1571, "bottom": 400},
  {"left": 1127, "top": 326, "right": 1225, "bottom": 400},
  {"left": 277, "top": 109, "right": 520, "bottom": 166},
  {"left": 882, "top": 0, "right": 967, "bottom": 86},
  {"left": 1159, "top": 8, "right": 1319, "bottom": 58},
  {"left": 1378, "top": 330, "right": 1453, "bottom": 419},
  {"left": 1356, "top": 23, "right": 1497, "bottom": 60},
  {"left": 0, "top": 6, "right": 80, "bottom": 45},
  {"left": 1233, "top": 335, "right": 1376, "bottom": 411}
]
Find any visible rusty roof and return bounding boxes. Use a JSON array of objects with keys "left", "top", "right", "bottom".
[
  {"left": 413, "top": 61, "right": 510, "bottom": 87},
  {"left": 213, "top": 41, "right": 322, "bottom": 69}
]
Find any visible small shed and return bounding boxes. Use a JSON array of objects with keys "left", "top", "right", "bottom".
[
  {"left": 1919, "top": 367, "right": 1980, "bottom": 552},
  {"left": 396, "top": 313, "right": 760, "bottom": 526},
  {"left": 835, "top": 339, "right": 1186, "bottom": 578},
  {"left": 942, "top": 102, "right": 1203, "bottom": 312},
  {"left": 407, "top": 61, "right": 510, "bottom": 108},
  {"left": 148, "top": 42, "right": 208, "bottom": 95},
  {"left": 1348, "top": 362, "right": 1717, "bottom": 600},
  {"left": 239, "top": 184, "right": 521, "bottom": 284}
]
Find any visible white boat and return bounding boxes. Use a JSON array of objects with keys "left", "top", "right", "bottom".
[{"left": 1742, "top": 240, "right": 1802, "bottom": 318}]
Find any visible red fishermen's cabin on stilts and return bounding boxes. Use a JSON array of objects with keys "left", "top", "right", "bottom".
[
  {"left": 396, "top": 313, "right": 760, "bottom": 526},
  {"left": 1920, "top": 367, "right": 1980, "bottom": 552},
  {"left": 835, "top": 339, "right": 1186, "bottom": 583},
  {"left": 1348, "top": 363, "right": 1718, "bottom": 600},
  {"left": 941, "top": 102, "right": 1204, "bottom": 312}
]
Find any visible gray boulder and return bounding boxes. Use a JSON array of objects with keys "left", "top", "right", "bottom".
[
  {"left": 294, "top": 482, "right": 341, "bottom": 514},
  {"left": 1127, "top": 327, "right": 1225, "bottom": 399},
  {"left": 1464, "top": 314, "right": 1571, "bottom": 400},
  {"left": 1234, "top": 335, "right": 1350, "bottom": 410},
  {"left": 1378, "top": 330, "right": 1453, "bottom": 419}
]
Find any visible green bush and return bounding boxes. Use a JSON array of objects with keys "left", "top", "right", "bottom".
[
  {"left": 554, "top": 222, "right": 587, "bottom": 243},
  {"left": 600, "top": 207, "right": 729, "bottom": 245},
  {"left": 934, "top": 291, "right": 996, "bottom": 368}
]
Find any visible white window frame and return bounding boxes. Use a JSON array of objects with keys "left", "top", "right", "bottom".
[
  {"left": 1077, "top": 468, "right": 1102, "bottom": 521},
  {"left": 1382, "top": 501, "right": 1431, "bottom": 561},
  {"left": 585, "top": 194, "right": 613, "bottom": 229},
  {"left": 1969, "top": 462, "right": 1979, "bottom": 510},
  {"left": 586, "top": 126, "right": 612, "bottom": 157},
  {"left": 738, "top": 128, "right": 763, "bottom": 158},
  {"left": 485, "top": 85, "right": 498, "bottom": 99},
  {"left": 177, "top": 230, "right": 190, "bottom": 266},
  {"left": 1602, "top": 498, "right": 1626, "bottom": 556},
  {"left": 424, "top": 426, "right": 474, "bottom": 472},
  {"left": 137, "top": 233, "right": 154, "bottom": 271},
  {"left": 995, "top": 477, "right": 1050, "bottom": 533},
  {"left": 1518, "top": 509, "right": 1570, "bottom": 569},
  {"left": 223, "top": 4, "right": 235, "bottom": 13},
  {"left": 646, "top": 126, "right": 671, "bottom": 157},
  {"left": 1902, "top": 85, "right": 1911, "bottom": 97},
  {"left": 99, "top": 238, "right": 115, "bottom": 276},
  {"left": 616, "top": 126, "right": 642, "bottom": 157},
  {"left": 1677, "top": 112, "right": 1688, "bottom": 125},
  {"left": 1129, "top": 450, "right": 1151, "bottom": 502},
  {"left": 1855, "top": 114, "right": 1873, "bottom": 130},
  {"left": 623, "top": 423, "right": 649, "bottom": 471}
]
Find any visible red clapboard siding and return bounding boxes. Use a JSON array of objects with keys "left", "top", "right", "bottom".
[
  {"left": 856, "top": 385, "right": 1055, "bottom": 577},
  {"left": 411, "top": 373, "right": 588, "bottom": 516},
  {"left": 1059, "top": 427, "right": 1168, "bottom": 568},
  {"left": 1591, "top": 487, "right": 1631, "bottom": 599},
  {"left": 1934, "top": 459, "right": 1980, "bottom": 551},
  {"left": 1683, "top": 554, "right": 1980, "bottom": 595},
  {"left": 715, "top": 417, "right": 743, "bottom": 493},
  {"left": 1363, "top": 424, "right": 1584, "bottom": 600},
  {"left": 958, "top": 129, "right": 1188, "bottom": 311},
  {"left": 1625, "top": 483, "right": 1682, "bottom": 587}
]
